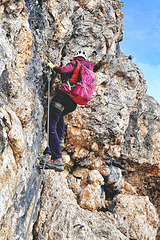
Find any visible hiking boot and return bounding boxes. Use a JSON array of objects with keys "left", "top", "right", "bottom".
[
  {"left": 59, "top": 137, "right": 65, "bottom": 151},
  {"left": 40, "top": 158, "right": 64, "bottom": 172}
]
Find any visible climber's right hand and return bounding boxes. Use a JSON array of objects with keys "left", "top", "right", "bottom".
[{"left": 47, "top": 61, "right": 55, "bottom": 70}]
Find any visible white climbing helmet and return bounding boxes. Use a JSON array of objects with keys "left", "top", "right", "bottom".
[{"left": 74, "top": 49, "right": 87, "bottom": 59}]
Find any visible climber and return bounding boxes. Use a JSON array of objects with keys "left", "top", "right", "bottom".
[{"left": 40, "top": 49, "right": 94, "bottom": 171}]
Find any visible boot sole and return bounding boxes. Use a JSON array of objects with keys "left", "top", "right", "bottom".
[
  {"left": 45, "top": 164, "right": 64, "bottom": 172},
  {"left": 39, "top": 162, "right": 64, "bottom": 172}
]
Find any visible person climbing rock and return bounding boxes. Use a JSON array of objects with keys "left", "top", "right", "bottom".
[{"left": 41, "top": 49, "right": 94, "bottom": 171}]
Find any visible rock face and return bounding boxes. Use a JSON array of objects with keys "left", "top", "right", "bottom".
[
  {"left": 33, "top": 171, "right": 129, "bottom": 240},
  {"left": 0, "top": 0, "right": 160, "bottom": 240}
]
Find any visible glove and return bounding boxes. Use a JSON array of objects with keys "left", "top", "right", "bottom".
[{"left": 47, "top": 61, "right": 55, "bottom": 70}]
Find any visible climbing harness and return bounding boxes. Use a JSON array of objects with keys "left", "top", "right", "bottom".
[
  {"left": 25, "top": 68, "right": 52, "bottom": 240},
  {"left": 50, "top": 101, "right": 65, "bottom": 112}
]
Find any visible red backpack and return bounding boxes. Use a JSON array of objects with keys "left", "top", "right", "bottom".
[{"left": 58, "top": 60, "right": 95, "bottom": 105}]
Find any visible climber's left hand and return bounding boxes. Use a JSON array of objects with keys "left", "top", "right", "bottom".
[{"left": 47, "top": 61, "right": 56, "bottom": 70}]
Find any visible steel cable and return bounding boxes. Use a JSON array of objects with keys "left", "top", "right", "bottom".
[{"left": 24, "top": 69, "right": 51, "bottom": 240}]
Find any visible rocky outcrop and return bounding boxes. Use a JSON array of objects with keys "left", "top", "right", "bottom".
[
  {"left": 0, "top": 0, "right": 159, "bottom": 240},
  {"left": 33, "top": 170, "right": 159, "bottom": 240},
  {"left": 33, "top": 171, "right": 129, "bottom": 240}
]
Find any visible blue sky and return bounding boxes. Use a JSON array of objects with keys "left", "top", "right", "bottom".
[{"left": 120, "top": 0, "right": 160, "bottom": 104}]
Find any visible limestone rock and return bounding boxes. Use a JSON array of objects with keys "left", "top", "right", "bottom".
[
  {"left": 103, "top": 165, "right": 123, "bottom": 200},
  {"left": 33, "top": 171, "right": 128, "bottom": 240},
  {"left": 122, "top": 181, "right": 137, "bottom": 195},
  {"left": 34, "top": 172, "right": 159, "bottom": 240},
  {"left": 0, "top": 0, "right": 159, "bottom": 239},
  {"left": 122, "top": 95, "right": 160, "bottom": 166},
  {"left": 79, "top": 184, "right": 104, "bottom": 211},
  {"left": 114, "top": 194, "right": 159, "bottom": 240},
  {"left": 0, "top": 1, "right": 44, "bottom": 239},
  {"left": 1, "top": 105, "right": 26, "bottom": 160},
  {"left": 68, "top": 167, "right": 105, "bottom": 211}
]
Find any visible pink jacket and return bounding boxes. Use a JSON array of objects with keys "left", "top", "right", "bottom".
[{"left": 53, "top": 58, "right": 93, "bottom": 82}]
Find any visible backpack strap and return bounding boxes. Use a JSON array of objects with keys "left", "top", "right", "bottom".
[{"left": 69, "top": 60, "right": 81, "bottom": 84}]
